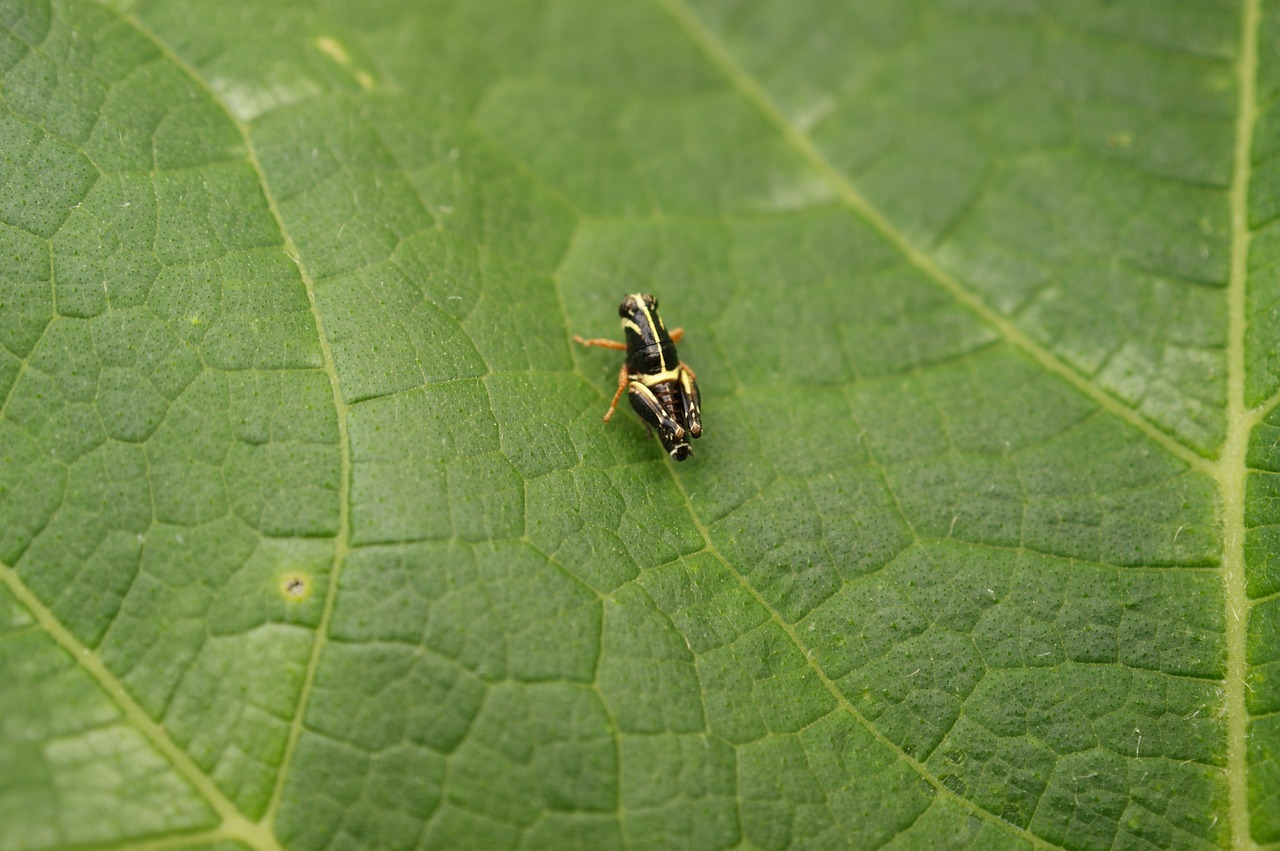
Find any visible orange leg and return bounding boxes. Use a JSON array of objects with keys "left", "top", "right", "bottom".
[
  {"left": 669, "top": 327, "right": 684, "bottom": 343},
  {"left": 573, "top": 335, "right": 627, "bottom": 351},
  {"left": 680, "top": 362, "right": 697, "bottom": 381},
  {"left": 603, "top": 365, "right": 629, "bottom": 422}
]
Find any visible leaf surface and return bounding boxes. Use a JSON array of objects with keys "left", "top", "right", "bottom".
[{"left": 0, "top": 0, "right": 1276, "bottom": 848}]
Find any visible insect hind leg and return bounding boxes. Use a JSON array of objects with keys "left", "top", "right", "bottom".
[
  {"left": 627, "top": 382, "right": 684, "bottom": 437},
  {"left": 601, "top": 365, "right": 630, "bottom": 422},
  {"left": 627, "top": 382, "right": 692, "bottom": 460},
  {"left": 573, "top": 335, "right": 627, "bottom": 351}
]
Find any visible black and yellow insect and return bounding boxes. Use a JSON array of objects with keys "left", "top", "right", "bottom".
[{"left": 574, "top": 293, "right": 702, "bottom": 461}]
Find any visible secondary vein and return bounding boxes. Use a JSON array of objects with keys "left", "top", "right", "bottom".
[
  {"left": 1222, "top": 0, "right": 1261, "bottom": 847},
  {"left": 652, "top": 0, "right": 1213, "bottom": 477}
]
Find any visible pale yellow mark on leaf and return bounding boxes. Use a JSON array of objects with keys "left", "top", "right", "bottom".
[
  {"left": 315, "top": 36, "right": 351, "bottom": 65},
  {"left": 316, "top": 36, "right": 375, "bottom": 90}
]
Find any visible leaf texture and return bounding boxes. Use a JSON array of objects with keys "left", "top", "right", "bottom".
[{"left": 0, "top": 0, "right": 1276, "bottom": 849}]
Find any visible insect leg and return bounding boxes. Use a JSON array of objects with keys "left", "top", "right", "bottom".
[
  {"left": 678, "top": 364, "right": 702, "bottom": 438},
  {"left": 669, "top": 327, "right": 684, "bottom": 343},
  {"left": 601, "top": 364, "right": 631, "bottom": 422},
  {"left": 629, "top": 382, "right": 693, "bottom": 460},
  {"left": 627, "top": 382, "right": 685, "bottom": 438},
  {"left": 573, "top": 335, "right": 627, "bottom": 351}
]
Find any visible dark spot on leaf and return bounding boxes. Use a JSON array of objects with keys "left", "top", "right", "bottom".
[{"left": 280, "top": 573, "right": 312, "bottom": 601}]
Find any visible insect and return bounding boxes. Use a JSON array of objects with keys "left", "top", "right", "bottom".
[{"left": 574, "top": 293, "right": 702, "bottom": 461}]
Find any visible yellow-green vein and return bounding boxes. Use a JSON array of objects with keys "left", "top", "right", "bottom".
[
  {"left": 1222, "top": 0, "right": 1260, "bottom": 847},
  {"left": 0, "top": 561, "right": 276, "bottom": 850}
]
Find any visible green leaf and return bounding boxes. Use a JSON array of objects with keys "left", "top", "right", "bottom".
[{"left": 0, "top": 0, "right": 1276, "bottom": 848}]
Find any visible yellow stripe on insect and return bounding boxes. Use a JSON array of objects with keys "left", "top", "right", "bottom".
[
  {"left": 631, "top": 297, "right": 668, "bottom": 371},
  {"left": 637, "top": 368, "right": 681, "bottom": 387}
]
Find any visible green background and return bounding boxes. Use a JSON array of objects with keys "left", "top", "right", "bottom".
[{"left": 1, "top": 0, "right": 1277, "bottom": 848}]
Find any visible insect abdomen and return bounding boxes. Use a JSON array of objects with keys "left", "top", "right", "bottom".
[{"left": 648, "top": 380, "right": 685, "bottom": 425}]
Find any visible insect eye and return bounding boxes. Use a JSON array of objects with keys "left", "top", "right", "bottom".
[
  {"left": 617, "top": 299, "right": 633, "bottom": 318},
  {"left": 644, "top": 294, "right": 658, "bottom": 310}
]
